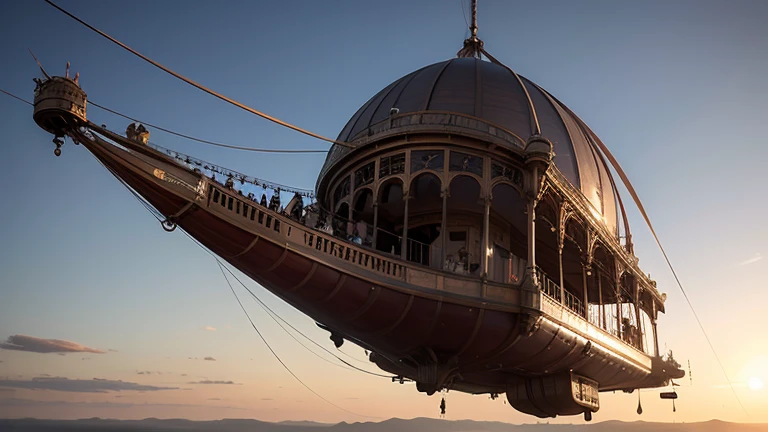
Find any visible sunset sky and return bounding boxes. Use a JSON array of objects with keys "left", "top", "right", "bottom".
[{"left": 1, "top": 0, "right": 767, "bottom": 424}]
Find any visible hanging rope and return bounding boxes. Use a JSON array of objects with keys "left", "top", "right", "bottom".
[
  {"left": 44, "top": 0, "right": 354, "bottom": 148},
  {"left": 217, "top": 261, "right": 394, "bottom": 376},
  {"left": 0, "top": 88, "right": 33, "bottom": 106},
  {"left": 1, "top": 87, "right": 328, "bottom": 154},
  {"left": 89, "top": 101, "right": 328, "bottom": 154},
  {"left": 213, "top": 259, "right": 379, "bottom": 419}
]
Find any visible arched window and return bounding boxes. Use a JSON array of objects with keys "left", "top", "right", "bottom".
[
  {"left": 407, "top": 173, "right": 443, "bottom": 266},
  {"left": 443, "top": 175, "right": 483, "bottom": 275},
  {"left": 561, "top": 217, "right": 588, "bottom": 316},
  {"left": 352, "top": 188, "right": 374, "bottom": 246},
  {"left": 376, "top": 178, "right": 405, "bottom": 254},
  {"left": 489, "top": 183, "right": 527, "bottom": 284},
  {"left": 535, "top": 193, "right": 560, "bottom": 295}
]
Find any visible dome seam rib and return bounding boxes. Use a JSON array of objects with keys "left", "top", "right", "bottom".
[
  {"left": 423, "top": 60, "right": 453, "bottom": 111},
  {"left": 390, "top": 66, "right": 428, "bottom": 115},
  {"left": 529, "top": 79, "right": 582, "bottom": 189},
  {"left": 341, "top": 93, "right": 379, "bottom": 141},
  {"left": 493, "top": 60, "right": 540, "bottom": 136},
  {"left": 367, "top": 77, "right": 406, "bottom": 131},
  {"left": 474, "top": 58, "right": 482, "bottom": 118}
]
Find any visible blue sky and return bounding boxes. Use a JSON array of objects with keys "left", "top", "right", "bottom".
[{"left": 1, "top": 0, "right": 767, "bottom": 424}]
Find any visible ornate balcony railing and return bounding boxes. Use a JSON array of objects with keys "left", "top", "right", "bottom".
[{"left": 536, "top": 267, "right": 584, "bottom": 317}]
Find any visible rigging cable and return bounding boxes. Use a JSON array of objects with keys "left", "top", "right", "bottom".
[
  {"left": 88, "top": 100, "right": 328, "bottom": 153},
  {"left": 216, "top": 261, "right": 393, "bottom": 374},
  {"left": 1, "top": 85, "right": 326, "bottom": 154},
  {"left": 44, "top": 0, "right": 354, "bottom": 148},
  {"left": 88, "top": 101, "right": 328, "bottom": 154},
  {"left": 0, "top": 88, "right": 33, "bottom": 106},
  {"left": 214, "top": 259, "right": 380, "bottom": 419}
]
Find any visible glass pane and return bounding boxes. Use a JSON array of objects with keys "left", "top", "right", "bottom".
[
  {"left": 449, "top": 151, "right": 483, "bottom": 176},
  {"left": 333, "top": 177, "right": 350, "bottom": 206},
  {"left": 491, "top": 161, "right": 523, "bottom": 187},
  {"left": 354, "top": 161, "right": 375, "bottom": 189},
  {"left": 411, "top": 150, "right": 444, "bottom": 173},
  {"left": 379, "top": 153, "right": 405, "bottom": 179}
]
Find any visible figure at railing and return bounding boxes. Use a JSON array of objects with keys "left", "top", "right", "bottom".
[{"left": 126, "top": 122, "right": 150, "bottom": 145}]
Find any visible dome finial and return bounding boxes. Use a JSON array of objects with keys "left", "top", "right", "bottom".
[{"left": 457, "top": 0, "right": 483, "bottom": 58}]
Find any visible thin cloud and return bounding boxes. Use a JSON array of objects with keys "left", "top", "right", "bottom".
[
  {"left": 188, "top": 380, "right": 239, "bottom": 385},
  {"left": 261, "top": 397, "right": 273, "bottom": 401},
  {"left": 0, "top": 398, "right": 249, "bottom": 410},
  {"left": 203, "top": 356, "right": 216, "bottom": 361},
  {"left": 202, "top": 326, "right": 216, "bottom": 332},
  {"left": 0, "top": 335, "right": 105, "bottom": 354},
  {"left": 0, "top": 376, "right": 177, "bottom": 393},
  {"left": 737, "top": 253, "right": 763, "bottom": 267}
]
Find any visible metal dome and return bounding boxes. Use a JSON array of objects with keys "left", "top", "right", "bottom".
[{"left": 321, "top": 57, "right": 623, "bottom": 236}]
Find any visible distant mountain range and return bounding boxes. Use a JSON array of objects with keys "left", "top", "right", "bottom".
[{"left": 1, "top": 417, "right": 767, "bottom": 432}]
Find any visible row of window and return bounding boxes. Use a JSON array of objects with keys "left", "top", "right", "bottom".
[{"left": 335, "top": 149, "right": 525, "bottom": 203}]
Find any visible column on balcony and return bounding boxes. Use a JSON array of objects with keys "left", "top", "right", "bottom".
[
  {"left": 527, "top": 194, "right": 537, "bottom": 283},
  {"left": 558, "top": 210, "right": 590, "bottom": 315},
  {"left": 582, "top": 263, "right": 589, "bottom": 319},
  {"left": 440, "top": 187, "right": 448, "bottom": 266},
  {"left": 372, "top": 201, "right": 379, "bottom": 249},
  {"left": 592, "top": 243, "right": 616, "bottom": 334},
  {"left": 401, "top": 193, "right": 409, "bottom": 259},
  {"left": 634, "top": 279, "right": 644, "bottom": 352},
  {"left": 481, "top": 195, "right": 491, "bottom": 277},
  {"left": 652, "top": 300, "right": 660, "bottom": 356},
  {"left": 557, "top": 205, "right": 566, "bottom": 305},
  {"left": 598, "top": 268, "right": 605, "bottom": 329},
  {"left": 615, "top": 266, "right": 623, "bottom": 341}
]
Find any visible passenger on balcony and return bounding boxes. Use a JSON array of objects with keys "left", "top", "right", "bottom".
[
  {"left": 321, "top": 217, "right": 333, "bottom": 234},
  {"left": 287, "top": 192, "right": 304, "bottom": 220},
  {"left": 225, "top": 175, "right": 234, "bottom": 190},
  {"left": 351, "top": 229, "right": 362, "bottom": 245},
  {"left": 269, "top": 190, "right": 281, "bottom": 211},
  {"left": 622, "top": 318, "right": 639, "bottom": 347},
  {"left": 444, "top": 254, "right": 457, "bottom": 272},
  {"left": 260, "top": 193, "right": 268, "bottom": 207}
]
